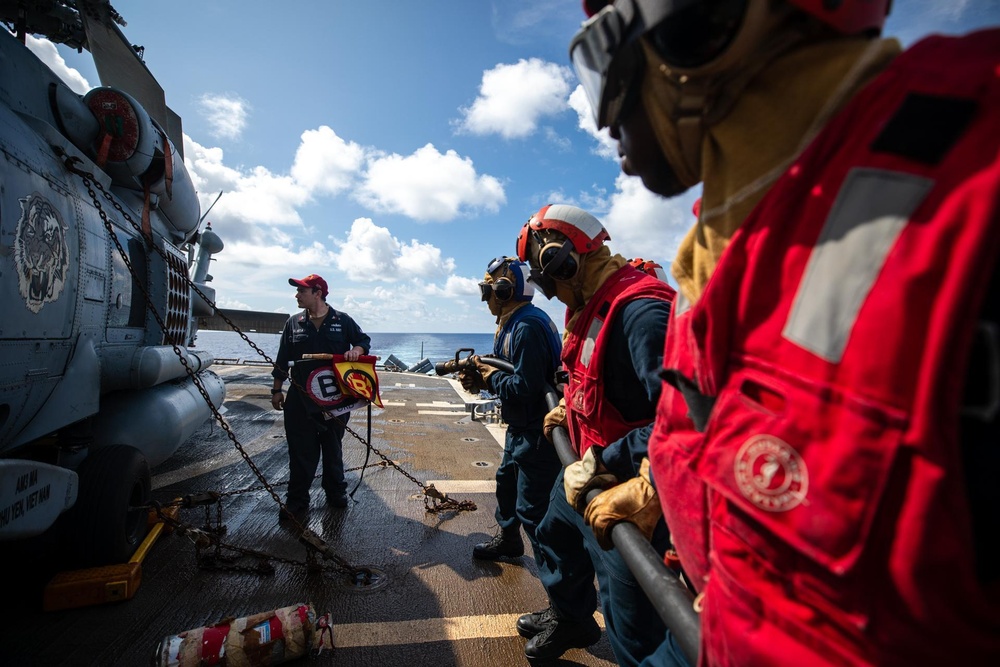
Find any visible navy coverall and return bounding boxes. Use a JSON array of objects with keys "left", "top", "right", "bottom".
[
  {"left": 273, "top": 308, "right": 371, "bottom": 514},
  {"left": 486, "top": 303, "right": 563, "bottom": 560}
]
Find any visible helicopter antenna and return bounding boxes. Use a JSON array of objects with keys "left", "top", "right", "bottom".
[{"left": 199, "top": 190, "right": 224, "bottom": 225}]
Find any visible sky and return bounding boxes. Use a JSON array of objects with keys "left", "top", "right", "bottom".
[{"left": 21, "top": 0, "right": 1000, "bottom": 333}]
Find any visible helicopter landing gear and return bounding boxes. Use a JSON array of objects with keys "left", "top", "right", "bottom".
[{"left": 62, "top": 445, "right": 151, "bottom": 567}]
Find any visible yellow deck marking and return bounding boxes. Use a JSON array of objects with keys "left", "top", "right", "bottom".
[{"left": 332, "top": 612, "right": 604, "bottom": 648}]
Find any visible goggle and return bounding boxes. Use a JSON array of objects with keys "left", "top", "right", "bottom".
[
  {"left": 481, "top": 257, "right": 511, "bottom": 301},
  {"left": 478, "top": 282, "right": 492, "bottom": 301},
  {"left": 569, "top": 0, "right": 747, "bottom": 128}
]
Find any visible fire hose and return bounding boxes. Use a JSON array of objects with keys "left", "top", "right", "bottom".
[{"left": 441, "top": 354, "right": 700, "bottom": 665}]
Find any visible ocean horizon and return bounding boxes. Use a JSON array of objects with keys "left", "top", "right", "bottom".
[{"left": 192, "top": 329, "right": 498, "bottom": 370}]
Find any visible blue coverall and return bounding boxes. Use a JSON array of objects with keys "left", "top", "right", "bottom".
[
  {"left": 485, "top": 303, "right": 563, "bottom": 561},
  {"left": 273, "top": 308, "right": 371, "bottom": 514}
]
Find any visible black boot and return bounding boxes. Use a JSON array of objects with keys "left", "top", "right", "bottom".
[
  {"left": 524, "top": 614, "right": 601, "bottom": 661},
  {"left": 516, "top": 606, "right": 556, "bottom": 639},
  {"left": 472, "top": 529, "right": 524, "bottom": 560},
  {"left": 326, "top": 492, "right": 349, "bottom": 508}
]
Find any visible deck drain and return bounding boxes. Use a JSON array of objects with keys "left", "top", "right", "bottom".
[
  {"left": 473, "top": 461, "right": 492, "bottom": 468},
  {"left": 388, "top": 418, "right": 405, "bottom": 423},
  {"left": 342, "top": 567, "right": 389, "bottom": 593},
  {"left": 462, "top": 437, "right": 478, "bottom": 442}
]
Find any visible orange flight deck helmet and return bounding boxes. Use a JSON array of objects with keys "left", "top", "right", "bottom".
[{"left": 516, "top": 204, "right": 610, "bottom": 298}]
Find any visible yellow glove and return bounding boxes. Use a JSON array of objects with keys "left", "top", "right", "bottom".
[
  {"left": 583, "top": 457, "right": 662, "bottom": 550},
  {"left": 473, "top": 356, "right": 498, "bottom": 386},
  {"left": 543, "top": 398, "right": 567, "bottom": 443},
  {"left": 563, "top": 447, "right": 618, "bottom": 514},
  {"left": 458, "top": 367, "right": 487, "bottom": 393}
]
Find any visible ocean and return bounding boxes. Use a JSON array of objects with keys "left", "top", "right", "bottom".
[{"left": 192, "top": 329, "right": 497, "bottom": 369}]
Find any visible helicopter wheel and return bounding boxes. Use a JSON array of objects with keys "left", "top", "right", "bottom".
[{"left": 62, "top": 445, "right": 151, "bottom": 567}]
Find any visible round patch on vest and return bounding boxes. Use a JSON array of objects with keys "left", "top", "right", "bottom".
[{"left": 733, "top": 434, "right": 808, "bottom": 512}]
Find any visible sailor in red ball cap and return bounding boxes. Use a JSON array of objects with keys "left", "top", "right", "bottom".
[{"left": 271, "top": 273, "right": 371, "bottom": 524}]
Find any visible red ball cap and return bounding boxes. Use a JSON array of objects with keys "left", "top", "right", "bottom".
[
  {"left": 289, "top": 274, "right": 328, "bottom": 298},
  {"left": 582, "top": 0, "right": 609, "bottom": 18}
]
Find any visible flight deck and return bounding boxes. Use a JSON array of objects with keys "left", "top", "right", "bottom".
[{"left": 3, "top": 365, "right": 616, "bottom": 667}]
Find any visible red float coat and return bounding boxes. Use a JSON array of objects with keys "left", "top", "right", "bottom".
[
  {"left": 648, "top": 30, "right": 1000, "bottom": 666},
  {"left": 563, "top": 265, "right": 675, "bottom": 459}
]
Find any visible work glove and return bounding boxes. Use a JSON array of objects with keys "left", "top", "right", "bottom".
[
  {"left": 458, "top": 367, "right": 487, "bottom": 393},
  {"left": 472, "top": 356, "right": 499, "bottom": 387},
  {"left": 543, "top": 399, "right": 567, "bottom": 444},
  {"left": 584, "top": 457, "right": 662, "bottom": 550},
  {"left": 564, "top": 446, "right": 618, "bottom": 514}
]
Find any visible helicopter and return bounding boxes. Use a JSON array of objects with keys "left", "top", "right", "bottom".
[{"left": 0, "top": 1, "right": 226, "bottom": 566}]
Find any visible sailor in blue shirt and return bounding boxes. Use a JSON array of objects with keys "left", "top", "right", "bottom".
[
  {"left": 271, "top": 274, "right": 371, "bottom": 525},
  {"left": 459, "top": 257, "right": 563, "bottom": 562}
]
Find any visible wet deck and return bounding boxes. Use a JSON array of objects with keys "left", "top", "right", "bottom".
[{"left": 2, "top": 365, "right": 617, "bottom": 667}]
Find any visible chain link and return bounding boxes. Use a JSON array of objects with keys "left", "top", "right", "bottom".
[{"left": 58, "top": 150, "right": 475, "bottom": 580}]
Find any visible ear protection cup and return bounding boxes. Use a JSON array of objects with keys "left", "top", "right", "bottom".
[
  {"left": 492, "top": 277, "right": 515, "bottom": 301},
  {"left": 538, "top": 241, "right": 580, "bottom": 280}
]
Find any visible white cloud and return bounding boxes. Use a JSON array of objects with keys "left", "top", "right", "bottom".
[
  {"left": 198, "top": 93, "right": 249, "bottom": 140},
  {"left": 602, "top": 173, "right": 701, "bottom": 273},
  {"left": 290, "top": 126, "right": 366, "bottom": 195},
  {"left": 25, "top": 35, "right": 91, "bottom": 94},
  {"left": 186, "top": 135, "right": 308, "bottom": 237},
  {"left": 330, "top": 217, "right": 457, "bottom": 282},
  {"left": 457, "top": 58, "right": 574, "bottom": 139},
  {"left": 569, "top": 85, "right": 618, "bottom": 160},
  {"left": 215, "top": 297, "right": 253, "bottom": 310},
  {"left": 205, "top": 240, "right": 339, "bottom": 314},
  {"left": 426, "top": 274, "right": 482, "bottom": 298},
  {"left": 356, "top": 144, "right": 505, "bottom": 221}
]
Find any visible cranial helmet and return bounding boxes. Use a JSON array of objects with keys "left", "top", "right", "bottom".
[
  {"left": 516, "top": 204, "right": 610, "bottom": 298},
  {"left": 480, "top": 256, "right": 535, "bottom": 303},
  {"left": 628, "top": 257, "right": 669, "bottom": 282},
  {"left": 572, "top": 0, "right": 891, "bottom": 129}
]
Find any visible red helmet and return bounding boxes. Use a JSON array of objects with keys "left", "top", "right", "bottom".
[
  {"left": 628, "top": 257, "right": 668, "bottom": 282},
  {"left": 516, "top": 204, "right": 610, "bottom": 298},
  {"left": 516, "top": 204, "right": 610, "bottom": 261}
]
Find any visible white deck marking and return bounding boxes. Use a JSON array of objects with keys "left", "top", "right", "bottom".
[
  {"left": 418, "top": 410, "right": 468, "bottom": 416},
  {"left": 425, "top": 480, "right": 496, "bottom": 494},
  {"left": 332, "top": 612, "right": 604, "bottom": 648},
  {"left": 416, "top": 401, "right": 462, "bottom": 407},
  {"left": 381, "top": 401, "right": 406, "bottom": 407}
]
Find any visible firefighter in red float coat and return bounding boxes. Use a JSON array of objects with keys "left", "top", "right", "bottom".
[
  {"left": 514, "top": 204, "right": 683, "bottom": 665},
  {"left": 561, "top": 265, "right": 676, "bottom": 462},
  {"left": 571, "top": 0, "right": 1000, "bottom": 664}
]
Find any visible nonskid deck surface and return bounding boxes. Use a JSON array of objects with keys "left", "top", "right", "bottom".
[{"left": 2, "top": 366, "right": 616, "bottom": 667}]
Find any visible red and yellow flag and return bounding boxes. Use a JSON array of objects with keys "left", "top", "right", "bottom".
[{"left": 332, "top": 354, "right": 384, "bottom": 408}]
